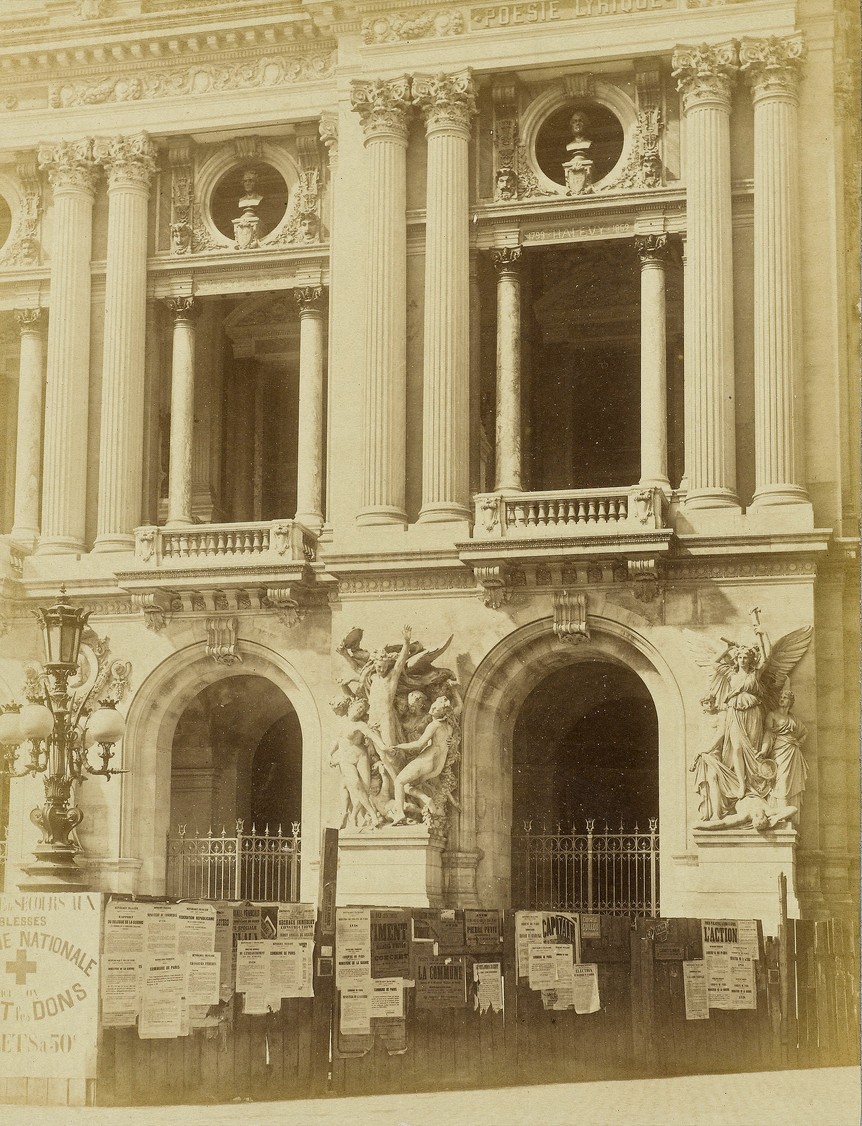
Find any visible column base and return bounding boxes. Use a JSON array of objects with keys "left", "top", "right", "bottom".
[
  {"left": 639, "top": 475, "right": 671, "bottom": 494},
  {"left": 91, "top": 532, "right": 135, "bottom": 553},
  {"left": 335, "top": 823, "right": 444, "bottom": 907},
  {"left": 294, "top": 510, "right": 324, "bottom": 534},
  {"left": 356, "top": 506, "right": 408, "bottom": 528},
  {"left": 9, "top": 528, "right": 38, "bottom": 552},
  {"left": 750, "top": 484, "right": 811, "bottom": 507},
  {"left": 684, "top": 487, "right": 740, "bottom": 511},
  {"left": 163, "top": 517, "right": 194, "bottom": 529},
  {"left": 35, "top": 535, "right": 85, "bottom": 556},
  {"left": 417, "top": 501, "right": 472, "bottom": 524}
]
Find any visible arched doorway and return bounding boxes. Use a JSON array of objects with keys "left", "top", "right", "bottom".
[
  {"left": 169, "top": 675, "right": 302, "bottom": 833},
  {"left": 510, "top": 660, "right": 659, "bottom": 914},
  {"left": 512, "top": 661, "right": 658, "bottom": 831}
]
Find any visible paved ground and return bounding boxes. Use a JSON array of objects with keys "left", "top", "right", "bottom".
[{"left": 3, "top": 1068, "right": 859, "bottom": 1126}]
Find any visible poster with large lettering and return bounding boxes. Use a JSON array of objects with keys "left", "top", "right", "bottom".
[
  {"left": 415, "top": 954, "right": 467, "bottom": 1009},
  {"left": 701, "top": 920, "right": 758, "bottom": 1010},
  {"left": 0, "top": 892, "right": 102, "bottom": 1080},
  {"left": 370, "top": 909, "right": 410, "bottom": 978}
]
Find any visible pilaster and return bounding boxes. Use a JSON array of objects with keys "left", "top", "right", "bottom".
[
  {"left": 350, "top": 77, "right": 412, "bottom": 527},
  {"left": 10, "top": 308, "right": 46, "bottom": 548},
  {"left": 36, "top": 139, "right": 98, "bottom": 554},
  {"left": 92, "top": 133, "right": 157, "bottom": 552},
  {"left": 414, "top": 70, "right": 477, "bottom": 525},
  {"left": 740, "top": 34, "right": 811, "bottom": 513},
  {"left": 672, "top": 43, "right": 740, "bottom": 514}
]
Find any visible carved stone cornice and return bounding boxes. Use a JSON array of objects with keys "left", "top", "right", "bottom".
[
  {"left": 739, "top": 35, "right": 806, "bottom": 103},
  {"left": 93, "top": 133, "right": 158, "bottom": 191},
  {"left": 163, "top": 295, "right": 199, "bottom": 323},
  {"left": 14, "top": 307, "right": 45, "bottom": 333},
  {"left": 350, "top": 76, "right": 412, "bottom": 143},
  {"left": 492, "top": 246, "right": 522, "bottom": 275},
  {"left": 37, "top": 139, "right": 99, "bottom": 196},
  {"left": 361, "top": 8, "right": 464, "bottom": 45},
  {"left": 412, "top": 70, "right": 477, "bottom": 137},
  {"left": 672, "top": 42, "right": 739, "bottom": 114},
  {"left": 634, "top": 233, "right": 670, "bottom": 264},
  {"left": 294, "top": 285, "right": 326, "bottom": 315}
]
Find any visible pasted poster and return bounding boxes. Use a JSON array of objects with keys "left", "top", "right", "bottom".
[
  {"left": 515, "top": 912, "right": 543, "bottom": 978},
  {"left": 144, "top": 904, "right": 179, "bottom": 957},
  {"left": 474, "top": 962, "right": 503, "bottom": 1013},
  {"left": 370, "top": 909, "right": 411, "bottom": 978},
  {"left": 570, "top": 964, "right": 600, "bottom": 1014},
  {"left": 277, "top": 903, "right": 316, "bottom": 941},
  {"left": 340, "top": 984, "right": 372, "bottom": 1035},
  {"left": 701, "top": 919, "right": 758, "bottom": 1010},
  {"left": 103, "top": 900, "right": 147, "bottom": 956},
  {"left": 465, "top": 910, "right": 501, "bottom": 951},
  {"left": 412, "top": 909, "right": 464, "bottom": 948},
  {"left": 415, "top": 955, "right": 467, "bottom": 1009},
  {"left": 100, "top": 956, "right": 140, "bottom": 1028},
  {"left": 515, "top": 910, "right": 581, "bottom": 977},
  {"left": 139, "top": 957, "right": 187, "bottom": 1039},
  {"left": 0, "top": 892, "right": 102, "bottom": 1079},
  {"left": 370, "top": 978, "right": 404, "bottom": 1019},
  {"left": 335, "top": 908, "right": 371, "bottom": 987},
  {"left": 177, "top": 904, "right": 216, "bottom": 954},
  {"left": 683, "top": 960, "right": 710, "bottom": 1020}
]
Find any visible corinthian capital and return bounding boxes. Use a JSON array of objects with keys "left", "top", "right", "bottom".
[
  {"left": 37, "top": 138, "right": 98, "bottom": 195},
  {"left": 350, "top": 77, "right": 412, "bottom": 143},
  {"left": 672, "top": 42, "right": 739, "bottom": 113},
  {"left": 412, "top": 70, "right": 477, "bottom": 135},
  {"left": 93, "top": 133, "right": 158, "bottom": 189},
  {"left": 740, "top": 34, "right": 806, "bottom": 101}
]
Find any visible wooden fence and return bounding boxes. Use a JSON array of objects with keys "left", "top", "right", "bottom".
[{"left": 96, "top": 906, "right": 859, "bottom": 1105}]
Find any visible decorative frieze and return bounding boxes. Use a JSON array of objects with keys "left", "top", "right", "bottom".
[
  {"left": 362, "top": 9, "right": 464, "bottom": 44},
  {"left": 47, "top": 53, "right": 335, "bottom": 110}
]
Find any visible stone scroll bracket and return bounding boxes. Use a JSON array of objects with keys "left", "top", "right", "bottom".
[
  {"left": 470, "top": 562, "right": 526, "bottom": 610},
  {"left": 206, "top": 616, "right": 241, "bottom": 666},
  {"left": 553, "top": 589, "right": 590, "bottom": 643}
]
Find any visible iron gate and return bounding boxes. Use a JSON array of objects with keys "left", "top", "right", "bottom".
[{"left": 166, "top": 820, "right": 301, "bottom": 902}]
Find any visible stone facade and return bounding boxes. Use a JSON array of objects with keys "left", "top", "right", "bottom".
[{"left": 0, "top": 0, "right": 857, "bottom": 934}]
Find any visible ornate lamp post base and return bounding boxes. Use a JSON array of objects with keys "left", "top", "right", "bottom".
[{"left": 18, "top": 844, "right": 89, "bottom": 891}]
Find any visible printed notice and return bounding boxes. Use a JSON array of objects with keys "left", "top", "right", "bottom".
[
  {"left": 104, "top": 900, "right": 147, "bottom": 955},
  {"left": 571, "top": 964, "right": 600, "bottom": 1014},
  {"left": 474, "top": 962, "right": 503, "bottom": 1013},
  {"left": 269, "top": 939, "right": 314, "bottom": 998},
  {"left": 580, "top": 914, "right": 601, "bottom": 940},
  {"left": 370, "top": 908, "right": 411, "bottom": 978},
  {"left": 101, "top": 956, "right": 140, "bottom": 1027},
  {"left": 177, "top": 904, "right": 216, "bottom": 954},
  {"left": 336, "top": 908, "right": 371, "bottom": 987},
  {"left": 528, "top": 944, "right": 558, "bottom": 991},
  {"left": 683, "top": 960, "right": 710, "bottom": 1020},
  {"left": 145, "top": 905, "right": 179, "bottom": 957},
  {"left": 412, "top": 909, "right": 464, "bottom": 948},
  {"left": 728, "top": 947, "right": 757, "bottom": 1009},
  {"left": 415, "top": 955, "right": 467, "bottom": 1009},
  {"left": 515, "top": 912, "right": 543, "bottom": 978},
  {"left": 735, "top": 919, "right": 760, "bottom": 961},
  {"left": 340, "top": 985, "right": 372, "bottom": 1034},
  {"left": 465, "top": 910, "right": 501, "bottom": 951},
  {"left": 185, "top": 952, "right": 220, "bottom": 1007},
  {"left": 139, "top": 958, "right": 186, "bottom": 1039},
  {"left": 214, "top": 905, "right": 234, "bottom": 999},
  {"left": 371, "top": 978, "right": 404, "bottom": 1019},
  {"left": 277, "top": 903, "right": 316, "bottom": 940},
  {"left": 236, "top": 941, "right": 270, "bottom": 993},
  {"left": 541, "top": 912, "right": 581, "bottom": 964}
]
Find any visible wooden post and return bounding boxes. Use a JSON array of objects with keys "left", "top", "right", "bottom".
[
  {"left": 777, "top": 870, "right": 797, "bottom": 1065},
  {"left": 311, "top": 827, "right": 338, "bottom": 1094}
]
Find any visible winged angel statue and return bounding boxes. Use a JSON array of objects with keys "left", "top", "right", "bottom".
[{"left": 686, "top": 611, "right": 812, "bottom": 832}]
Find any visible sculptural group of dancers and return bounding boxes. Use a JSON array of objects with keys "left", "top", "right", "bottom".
[
  {"left": 689, "top": 610, "right": 812, "bottom": 833},
  {"left": 328, "top": 626, "right": 461, "bottom": 831}
]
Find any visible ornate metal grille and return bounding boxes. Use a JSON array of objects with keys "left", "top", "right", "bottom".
[
  {"left": 166, "top": 821, "right": 301, "bottom": 902},
  {"left": 512, "top": 819, "right": 659, "bottom": 917}
]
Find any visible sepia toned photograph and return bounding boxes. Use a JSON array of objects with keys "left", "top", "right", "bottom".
[{"left": 0, "top": 0, "right": 857, "bottom": 1123}]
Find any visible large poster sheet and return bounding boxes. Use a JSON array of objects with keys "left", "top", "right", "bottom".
[
  {"left": 411, "top": 909, "right": 464, "bottom": 948},
  {"left": 277, "top": 903, "right": 316, "bottom": 940},
  {"left": 683, "top": 960, "right": 710, "bottom": 1020},
  {"left": 0, "top": 892, "right": 102, "bottom": 1079},
  {"left": 101, "top": 956, "right": 141, "bottom": 1027},
  {"left": 474, "top": 962, "right": 503, "bottom": 1013},
  {"left": 415, "top": 954, "right": 467, "bottom": 1009},
  {"left": 177, "top": 904, "right": 216, "bottom": 953},
  {"left": 236, "top": 938, "right": 314, "bottom": 1011},
  {"left": 370, "top": 909, "right": 411, "bottom": 978},
  {"left": 139, "top": 958, "right": 187, "bottom": 1039},
  {"left": 701, "top": 919, "right": 757, "bottom": 1010},
  {"left": 144, "top": 905, "right": 179, "bottom": 957},
  {"left": 516, "top": 911, "right": 581, "bottom": 977},
  {"left": 335, "top": 908, "right": 371, "bottom": 987},
  {"left": 103, "top": 900, "right": 147, "bottom": 956},
  {"left": 465, "top": 910, "right": 501, "bottom": 951}
]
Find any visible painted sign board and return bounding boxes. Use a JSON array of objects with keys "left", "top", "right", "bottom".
[{"left": 0, "top": 892, "right": 102, "bottom": 1080}]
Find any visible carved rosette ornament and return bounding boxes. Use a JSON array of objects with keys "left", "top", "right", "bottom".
[
  {"left": 37, "top": 138, "right": 99, "bottom": 196},
  {"left": 739, "top": 34, "right": 806, "bottom": 103},
  {"left": 412, "top": 70, "right": 477, "bottom": 137},
  {"left": 93, "top": 133, "right": 158, "bottom": 190},
  {"left": 672, "top": 42, "right": 739, "bottom": 113},
  {"left": 350, "top": 77, "right": 413, "bottom": 143}
]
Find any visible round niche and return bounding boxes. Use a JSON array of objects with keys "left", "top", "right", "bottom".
[
  {"left": 0, "top": 195, "right": 12, "bottom": 252},
  {"left": 209, "top": 161, "right": 289, "bottom": 243},
  {"left": 535, "top": 101, "right": 625, "bottom": 190}
]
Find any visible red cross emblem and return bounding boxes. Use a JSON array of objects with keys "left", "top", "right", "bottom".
[{"left": 6, "top": 948, "right": 37, "bottom": 985}]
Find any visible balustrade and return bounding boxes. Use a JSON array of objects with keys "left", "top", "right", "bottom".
[
  {"left": 133, "top": 518, "right": 316, "bottom": 567},
  {"left": 473, "top": 485, "right": 666, "bottom": 539}
]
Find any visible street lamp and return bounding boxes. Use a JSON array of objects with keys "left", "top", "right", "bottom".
[{"left": 0, "top": 588, "right": 127, "bottom": 890}]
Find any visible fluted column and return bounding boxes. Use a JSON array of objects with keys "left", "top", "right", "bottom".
[
  {"left": 92, "top": 133, "right": 157, "bottom": 551},
  {"left": 673, "top": 43, "right": 739, "bottom": 510},
  {"left": 414, "top": 71, "right": 477, "bottom": 523},
  {"left": 295, "top": 286, "right": 326, "bottom": 531},
  {"left": 492, "top": 246, "right": 523, "bottom": 494},
  {"left": 10, "top": 308, "right": 46, "bottom": 546},
  {"left": 350, "top": 77, "right": 411, "bottom": 526},
  {"left": 36, "top": 140, "right": 98, "bottom": 554},
  {"left": 164, "top": 297, "right": 199, "bottom": 527},
  {"left": 741, "top": 34, "right": 808, "bottom": 507},
  {"left": 635, "top": 234, "right": 671, "bottom": 492}
]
